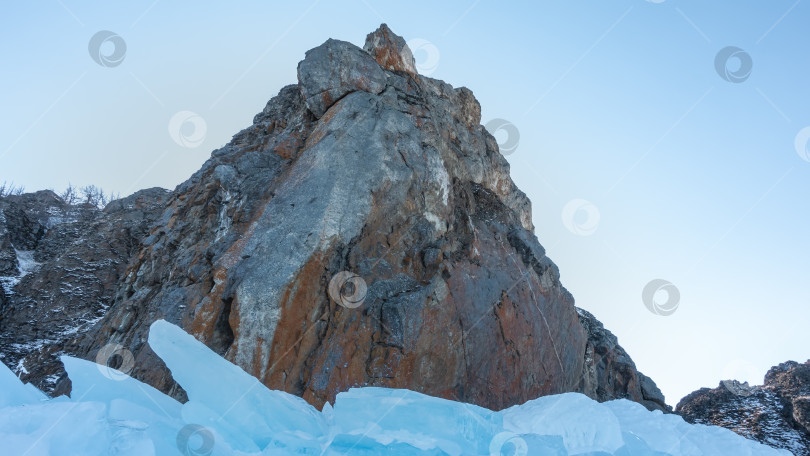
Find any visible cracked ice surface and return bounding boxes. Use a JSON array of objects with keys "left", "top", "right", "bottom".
[{"left": 0, "top": 320, "right": 791, "bottom": 455}]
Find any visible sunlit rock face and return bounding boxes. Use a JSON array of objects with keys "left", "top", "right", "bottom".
[{"left": 0, "top": 24, "right": 666, "bottom": 414}]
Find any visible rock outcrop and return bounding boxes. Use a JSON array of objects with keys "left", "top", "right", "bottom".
[
  {"left": 1, "top": 25, "right": 667, "bottom": 413},
  {"left": 576, "top": 308, "right": 670, "bottom": 412},
  {"left": 0, "top": 189, "right": 170, "bottom": 390},
  {"left": 677, "top": 360, "right": 810, "bottom": 455}
]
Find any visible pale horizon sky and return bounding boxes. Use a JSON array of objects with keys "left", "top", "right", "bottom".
[{"left": 2, "top": 0, "right": 809, "bottom": 405}]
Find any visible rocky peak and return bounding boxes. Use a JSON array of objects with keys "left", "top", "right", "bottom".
[
  {"left": 363, "top": 23, "right": 417, "bottom": 75},
  {"left": 296, "top": 38, "right": 387, "bottom": 119},
  {"left": 677, "top": 359, "right": 810, "bottom": 454},
  {"left": 3, "top": 25, "right": 666, "bottom": 416}
]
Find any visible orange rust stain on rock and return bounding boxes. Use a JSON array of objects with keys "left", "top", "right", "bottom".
[
  {"left": 365, "top": 26, "right": 418, "bottom": 80},
  {"left": 262, "top": 250, "right": 330, "bottom": 394},
  {"left": 305, "top": 108, "right": 338, "bottom": 148},
  {"left": 248, "top": 335, "right": 268, "bottom": 380},
  {"left": 265, "top": 120, "right": 277, "bottom": 135},
  {"left": 377, "top": 52, "right": 402, "bottom": 72},
  {"left": 274, "top": 131, "right": 304, "bottom": 161},
  {"left": 182, "top": 188, "right": 275, "bottom": 364},
  {"left": 187, "top": 267, "right": 229, "bottom": 343},
  {"left": 356, "top": 75, "right": 372, "bottom": 93},
  {"left": 319, "top": 91, "right": 334, "bottom": 114}
]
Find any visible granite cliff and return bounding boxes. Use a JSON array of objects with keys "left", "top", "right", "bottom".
[{"left": 0, "top": 25, "right": 667, "bottom": 414}]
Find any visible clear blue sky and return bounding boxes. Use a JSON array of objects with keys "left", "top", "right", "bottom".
[{"left": 1, "top": 0, "right": 808, "bottom": 405}]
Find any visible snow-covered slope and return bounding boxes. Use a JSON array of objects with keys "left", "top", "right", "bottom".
[
  {"left": 678, "top": 369, "right": 810, "bottom": 455},
  {"left": 0, "top": 320, "right": 788, "bottom": 455}
]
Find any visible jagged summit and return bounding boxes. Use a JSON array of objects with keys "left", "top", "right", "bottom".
[
  {"left": 363, "top": 24, "right": 418, "bottom": 74},
  {"left": 1, "top": 25, "right": 665, "bottom": 414},
  {"left": 296, "top": 25, "right": 420, "bottom": 119}
]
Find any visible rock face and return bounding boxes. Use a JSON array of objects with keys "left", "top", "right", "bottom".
[
  {"left": 677, "top": 360, "right": 810, "bottom": 455},
  {"left": 1, "top": 25, "right": 666, "bottom": 413},
  {"left": 575, "top": 308, "right": 670, "bottom": 412},
  {"left": 0, "top": 189, "right": 170, "bottom": 391},
  {"left": 363, "top": 23, "right": 417, "bottom": 74}
]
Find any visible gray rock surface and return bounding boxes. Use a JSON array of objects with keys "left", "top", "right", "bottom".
[
  {"left": 1, "top": 24, "right": 669, "bottom": 415},
  {"left": 297, "top": 38, "right": 387, "bottom": 119}
]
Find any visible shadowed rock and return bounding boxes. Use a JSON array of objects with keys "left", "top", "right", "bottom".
[
  {"left": 677, "top": 360, "right": 810, "bottom": 455},
  {"left": 0, "top": 189, "right": 170, "bottom": 391}
]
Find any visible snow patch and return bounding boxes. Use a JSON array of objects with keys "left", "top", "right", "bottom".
[
  {"left": 424, "top": 211, "right": 445, "bottom": 233},
  {"left": 14, "top": 358, "right": 28, "bottom": 376},
  {"left": 433, "top": 159, "right": 450, "bottom": 207},
  {"left": 0, "top": 249, "right": 41, "bottom": 296},
  {"left": 14, "top": 249, "right": 40, "bottom": 278}
]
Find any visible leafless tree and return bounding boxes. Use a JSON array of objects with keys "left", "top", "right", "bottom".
[
  {"left": 76, "top": 185, "right": 122, "bottom": 208},
  {"left": 0, "top": 181, "right": 25, "bottom": 197},
  {"left": 79, "top": 185, "right": 105, "bottom": 208},
  {"left": 59, "top": 183, "right": 79, "bottom": 205}
]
